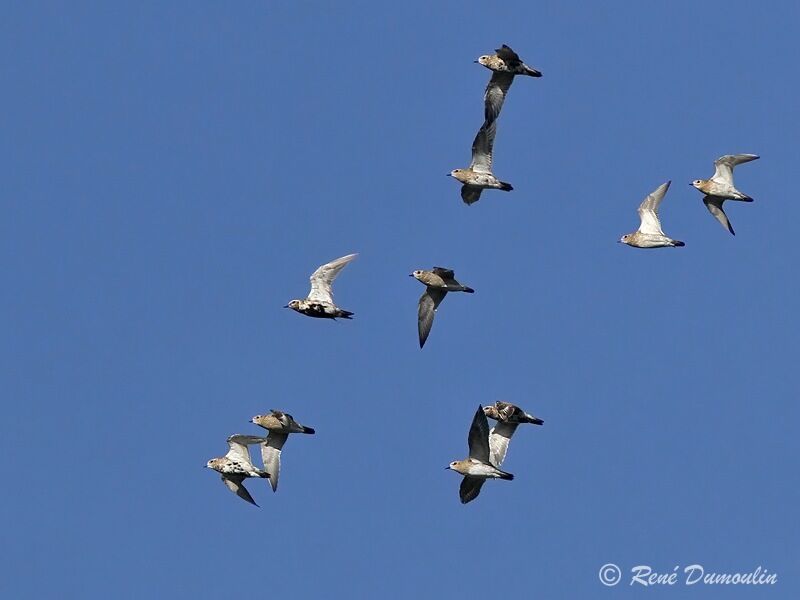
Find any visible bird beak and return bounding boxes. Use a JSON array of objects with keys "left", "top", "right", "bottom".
[
  {"left": 473, "top": 60, "right": 478, "bottom": 63},
  {"left": 444, "top": 466, "right": 451, "bottom": 470},
  {"left": 616, "top": 240, "right": 622, "bottom": 244},
  {"left": 408, "top": 273, "right": 414, "bottom": 277},
  {"left": 283, "top": 304, "right": 289, "bottom": 308},
  {"left": 446, "top": 173, "right": 451, "bottom": 177}
]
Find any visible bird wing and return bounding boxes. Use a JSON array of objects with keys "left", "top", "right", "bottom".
[
  {"left": 703, "top": 196, "right": 735, "bottom": 235},
  {"left": 459, "top": 476, "right": 486, "bottom": 504},
  {"left": 307, "top": 253, "right": 357, "bottom": 303},
  {"left": 431, "top": 267, "right": 461, "bottom": 288},
  {"left": 493, "top": 401, "right": 514, "bottom": 418},
  {"left": 221, "top": 474, "right": 258, "bottom": 506},
  {"left": 483, "top": 72, "right": 514, "bottom": 124},
  {"left": 268, "top": 409, "right": 290, "bottom": 428},
  {"left": 417, "top": 288, "right": 447, "bottom": 348},
  {"left": 259, "top": 432, "right": 288, "bottom": 492},
  {"left": 225, "top": 434, "right": 266, "bottom": 466},
  {"left": 460, "top": 185, "right": 483, "bottom": 206},
  {"left": 488, "top": 421, "right": 519, "bottom": 467},
  {"left": 431, "top": 267, "right": 455, "bottom": 280},
  {"left": 711, "top": 154, "right": 759, "bottom": 185},
  {"left": 467, "top": 405, "right": 491, "bottom": 463},
  {"left": 637, "top": 181, "right": 671, "bottom": 235},
  {"left": 468, "top": 120, "right": 496, "bottom": 174},
  {"left": 495, "top": 44, "right": 522, "bottom": 65}
]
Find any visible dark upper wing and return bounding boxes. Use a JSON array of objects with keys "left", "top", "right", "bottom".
[
  {"left": 467, "top": 405, "right": 491, "bottom": 463},
  {"left": 461, "top": 185, "right": 483, "bottom": 206},
  {"left": 495, "top": 44, "right": 521, "bottom": 66},
  {"left": 432, "top": 267, "right": 467, "bottom": 290},
  {"left": 431, "top": 267, "right": 455, "bottom": 280},
  {"left": 459, "top": 476, "right": 485, "bottom": 504}
]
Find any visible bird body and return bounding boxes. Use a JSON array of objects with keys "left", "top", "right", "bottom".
[
  {"left": 484, "top": 401, "right": 543, "bottom": 426},
  {"left": 206, "top": 434, "right": 270, "bottom": 506},
  {"left": 411, "top": 267, "right": 474, "bottom": 348},
  {"left": 252, "top": 410, "right": 315, "bottom": 435},
  {"left": 477, "top": 45, "right": 542, "bottom": 77},
  {"left": 450, "top": 120, "right": 513, "bottom": 205},
  {"left": 447, "top": 405, "right": 514, "bottom": 504},
  {"left": 448, "top": 458, "right": 513, "bottom": 479},
  {"left": 477, "top": 45, "right": 542, "bottom": 124},
  {"left": 286, "top": 253, "right": 357, "bottom": 319},
  {"left": 619, "top": 181, "right": 685, "bottom": 249},
  {"left": 251, "top": 410, "right": 315, "bottom": 492},
  {"left": 691, "top": 154, "right": 759, "bottom": 235},
  {"left": 483, "top": 401, "right": 543, "bottom": 467}
]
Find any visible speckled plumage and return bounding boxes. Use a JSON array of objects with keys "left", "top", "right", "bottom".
[
  {"left": 206, "top": 434, "right": 270, "bottom": 506},
  {"left": 285, "top": 253, "right": 357, "bottom": 319}
]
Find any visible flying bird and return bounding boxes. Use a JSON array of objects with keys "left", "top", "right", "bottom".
[
  {"left": 483, "top": 401, "right": 543, "bottom": 467},
  {"left": 446, "top": 405, "right": 514, "bottom": 504},
  {"left": 476, "top": 44, "right": 542, "bottom": 124},
  {"left": 285, "top": 253, "right": 357, "bottom": 319},
  {"left": 206, "top": 434, "right": 270, "bottom": 506},
  {"left": 410, "top": 267, "right": 474, "bottom": 348},
  {"left": 250, "top": 410, "right": 315, "bottom": 492},
  {"left": 691, "top": 154, "right": 759, "bottom": 235},
  {"left": 449, "top": 120, "right": 513, "bottom": 205},
  {"left": 618, "top": 181, "right": 685, "bottom": 248}
]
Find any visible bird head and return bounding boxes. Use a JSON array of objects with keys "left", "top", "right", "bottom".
[{"left": 284, "top": 299, "right": 302, "bottom": 310}]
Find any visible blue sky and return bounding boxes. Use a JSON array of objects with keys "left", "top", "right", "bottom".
[{"left": 1, "top": 1, "right": 798, "bottom": 598}]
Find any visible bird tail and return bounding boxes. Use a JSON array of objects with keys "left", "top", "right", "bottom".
[
  {"left": 523, "top": 66, "right": 542, "bottom": 77},
  {"left": 499, "top": 181, "right": 513, "bottom": 192},
  {"left": 338, "top": 310, "right": 354, "bottom": 319},
  {"left": 673, "top": 240, "right": 686, "bottom": 247},
  {"left": 498, "top": 470, "right": 514, "bottom": 481},
  {"left": 525, "top": 415, "right": 544, "bottom": 425},
  {"left": 301, "top": 426, "right": 315, "bottom": 434},
  {"left": 461, "top": 286, "right": 475, "bottom": 294}
]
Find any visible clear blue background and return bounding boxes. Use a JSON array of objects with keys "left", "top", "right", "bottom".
[{"left": 1, "top": 1, "right": 797, "bottom": 598}]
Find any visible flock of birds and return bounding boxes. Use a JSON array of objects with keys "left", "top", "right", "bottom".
[{"left": 206, "top": 44, "right": 761, "bottom": 505}]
